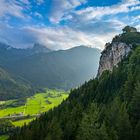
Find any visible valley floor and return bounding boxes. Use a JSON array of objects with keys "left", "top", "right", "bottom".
[{"left": 0, "top": 89, "right": 68, "bottom": 127}]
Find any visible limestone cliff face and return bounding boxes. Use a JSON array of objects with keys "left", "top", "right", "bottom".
[{"left": 97, "top": 42, "right": 133, "bottom": 77}]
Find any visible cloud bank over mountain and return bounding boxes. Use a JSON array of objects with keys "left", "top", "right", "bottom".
[{"left": 0, "top": 0, "right": 140, "bottom": 50}]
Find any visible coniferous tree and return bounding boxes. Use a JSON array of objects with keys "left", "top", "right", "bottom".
[
  {"left": 77, "top": 103, "right": 109, "bottom": 140},
  {"left": 129, "top": 82, "right": 140, "bottom": 125}
]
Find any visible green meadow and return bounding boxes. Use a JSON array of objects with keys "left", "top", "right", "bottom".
[
  {"left": 0, "top": 135, "right": 9, "bottom": 140},
  {"left": 0, "top": 89, "right": 68, "bottom": 127}
]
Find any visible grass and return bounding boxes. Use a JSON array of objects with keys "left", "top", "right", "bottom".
[
  {"left": 12, "top": 117, "right": 35, "bottom": 127},
  {"left": 0, "top": 135, "right": 9, "bottom": 140},
  {"left": 0, "top": 89, "right": 68, "bottom": 127}
]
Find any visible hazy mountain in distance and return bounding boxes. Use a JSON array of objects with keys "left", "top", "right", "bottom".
[
  {"left": 0, "top": 43, "right": 101, "bottom": 90},
  {"left": 31, "top": 43, "right": 52, "bottom": 54},
  {"left": 0, "top": 42, "right": 52, "bottom": 67},
  {"left": 0, "top": 42, "right": 52, "bottom": 56}
]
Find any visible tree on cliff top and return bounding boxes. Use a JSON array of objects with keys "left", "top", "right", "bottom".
[{"left": 123, "top": 26, "right": 137, "bottom": 33}]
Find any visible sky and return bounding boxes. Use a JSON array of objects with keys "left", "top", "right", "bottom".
[{"left": 0, "top": 0, "right": 140, "bottom": 50}]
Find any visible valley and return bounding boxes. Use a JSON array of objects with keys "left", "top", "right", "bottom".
[
  {"left": 0, "top": 39, "right": 100, "bottom": 140},
  {"left": 0, "top": 89, "right": 68, "bottom": 127}
]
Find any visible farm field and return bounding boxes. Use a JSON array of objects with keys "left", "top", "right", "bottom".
[{"left": 0, "top": 89, "right": 68, "bottom": 127}]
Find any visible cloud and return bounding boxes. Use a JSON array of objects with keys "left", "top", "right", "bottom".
[
  {"left": 0, "top": 18, "right": 125, "bottom": 50},
  {"left": 0, "top": 0, "right": 27, "bottom": 19},
  {"left": 49, "top": 0, "right": 87, "bottom": 23},
  {"left": 74, "top": 0, "right": 140, "bottom": 21},
  {"left": 18, "top": 0, "right": 30, "bottom": 5},
  {"left": 34, "top": 12, "right": 43, "bottom": 18},
  {"left": 69, "top": 19, "right": 124, "bottom": 35},
  {"left": 36, "top": 0, "right": 44, "bottom": 5},
  {"left": 0, "top": 23, "right": 36, "bottom": 48},
  {"left": 0, "top": 0, "right": 139, "bottom": 50},
  {"left": 0, "top": 23, "right": 95, "bottom": 49}
]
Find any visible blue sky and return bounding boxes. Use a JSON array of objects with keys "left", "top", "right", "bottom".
[{"left": 0, "top": 0, "right": 140, "bottom": 50}]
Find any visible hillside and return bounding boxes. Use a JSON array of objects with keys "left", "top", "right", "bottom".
[
  {"left": 0, "top": 45, "right": 101, "bottom": 90},
  {"left": 9, "top": 26, "right": 140, "bottom": 140},
  {"left": 0, "top": 67, "right": 34, "bottom": 100}
]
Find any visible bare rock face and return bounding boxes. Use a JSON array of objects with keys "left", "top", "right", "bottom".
[{"left": 97, "top": 42, "right": 133, "bottom": 77}]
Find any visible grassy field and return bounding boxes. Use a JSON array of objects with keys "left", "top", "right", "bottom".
[
  {"left": 0, "top": 135, "right": 9, "bottom": 140},
  {"left": 0, "top": 89, "right": 68, "bottom": 127},
  {"left": 12, "top": 117, "right": 35, "bottom": 127}
]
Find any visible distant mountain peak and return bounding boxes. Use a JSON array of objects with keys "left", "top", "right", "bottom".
[
  {"left": 31, "top": 43, "right": 52, "bottom": 53},
  {"left": 68, "top": 45, "right": 100, "bottom": 52},
  {"left": 72, "top": 45, "right": 92, "bottom": 49},
  {"left": 33, "top": 43, "right": 47, "bottom": 49},
  {"left": 0, "top": 42, "right": 11, "bottom": 49}
]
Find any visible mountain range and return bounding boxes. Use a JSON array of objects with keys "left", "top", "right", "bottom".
[{"left": 0, "top": 43, "right": 101, "bottom": 100}]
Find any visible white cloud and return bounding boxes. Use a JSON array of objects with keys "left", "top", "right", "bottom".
[
  {"left": 34, "top": 12, "right": 43, "bottom": 18},
  {"left": 74, "top": 0, "right": 140, "bottom": 21},
  {"left": 36, "top": 0, "right": 44, "bottom": 5},
  {"left": 0, "top": 19, "right": 125, "bottom": 50},
  {"left": 33, "top": 27, "right": 100, "bottom": 49},
  {"left": 21, "top": 24, "right": 121, "bottom": 50},
  {"left": 18, "top": 0, "right": 30, "bottom": 5},
  {"left": 49, "top": 0, "right": 87, "bottom": 23},
  {"left": 0, "top": 0, "right": 139, "bottom": 50},
  {"left": 0, "top": 0, "right": 31, "bottom": 19}
]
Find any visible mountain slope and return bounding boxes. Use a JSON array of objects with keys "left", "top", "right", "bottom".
[
  {"left": 9, "top": 26, "right": 140, "bottom": 140},
  {"left": 0, "top": 67, "right": 34, "bottom": 100},
  {"left": 1, "top": 45, "right": 101, "bottom": 90}
]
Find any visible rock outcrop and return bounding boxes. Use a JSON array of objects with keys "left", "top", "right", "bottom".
[{"left": 97, "top": 42, "right": 133, "bottom": 77}]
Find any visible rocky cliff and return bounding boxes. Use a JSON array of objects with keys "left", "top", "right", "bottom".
[
  {"left": 97, "top": 42, "right": 133, "bottom": 77},
  {"left": 97, "top": 26, "right": 140, "bottom": 77}
]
